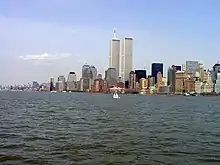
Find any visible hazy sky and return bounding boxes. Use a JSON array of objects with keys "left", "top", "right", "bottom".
[{"left": 1, "top": 0, "right": 220, "bottom": 85}]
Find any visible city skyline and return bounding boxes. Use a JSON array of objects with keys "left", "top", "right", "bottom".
[{"left": 1, "top": 0, "right": 220, "bottom": 85}]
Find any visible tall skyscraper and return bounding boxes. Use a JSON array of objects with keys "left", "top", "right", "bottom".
[
  {"left": 58, "top": 76, "right": 65, "bottom": 82},
  {"left": 106, "top": 68, "right": 117, "bottom": 87},
  {"left": 151, "top": 63, "right": 163, "bottom": 84},
  {"left": 67, "top": 72, "right": 77, "bottom": 91},
  {"left": 135, "top": 70, "right": 147, "bottom": 82},
  {"left": 67, "top": 72, "right": 77, "bottom": 82},
  {"left": 81, "top": 64, "right": 97, "bottom": 90},
  {"left": 109, "top": 28, "right": 120, "bottom": 80},
  {"left": 186, "top": 60, "right": 199, "bottom": 76},
  {"left": 109, "top": 29, "right": 133, "bottom": 82},
  {"left": 121, "top": 37, "right": 133, "bottom": 82}
]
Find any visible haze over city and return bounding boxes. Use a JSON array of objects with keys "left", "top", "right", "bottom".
[{"left": 0, "top": 0, "right": 220, "bottom": 85}]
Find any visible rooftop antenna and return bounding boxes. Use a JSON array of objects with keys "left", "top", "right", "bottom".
[{"left": 113, "top": 28, "right": 116, "bottom": 38}]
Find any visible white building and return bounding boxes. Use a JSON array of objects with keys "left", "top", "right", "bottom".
[
  {"left": 109, "top": 29, "right": 120, "bottom": 80},
  {"left": 109, "top": 29, "right": 133, "bottom": 82},
  {"left": 120, "top": 37, "right": 133, "bottom": 82}
]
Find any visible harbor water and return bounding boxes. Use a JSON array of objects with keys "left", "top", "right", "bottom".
[{"left": 0, "top": 91, "right": 220, "bottom": 165}]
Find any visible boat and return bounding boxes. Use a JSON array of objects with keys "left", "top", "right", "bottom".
[
  {"left": 50, "top": 91, "right": 57, "bottom": 93},
  {"left": 113, "top": 92, "right": 120, "bottom": 99},
  {"left": 183, "top": 92, "right": 190, "bottom": 96}
]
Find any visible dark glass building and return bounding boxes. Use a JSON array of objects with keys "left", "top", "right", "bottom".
[
  {"left": 135, "top": 70, "right": 147, "bottom": 82},
  {"left": 213, "top": 63, "right": 220, "bottom": 73},
  {"left": 125, "top": 80, "right": 129, "bottom": 88},
  {"left": 175, "top": 65, "right": 181, "bottom": 71},
  {"left": 151, "top": 63, "right": 163, "bottom": 84}
]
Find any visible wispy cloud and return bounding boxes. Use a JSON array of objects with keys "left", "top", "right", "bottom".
[{"left": 19, "top": 52, "right": 73, "bottom": 61}]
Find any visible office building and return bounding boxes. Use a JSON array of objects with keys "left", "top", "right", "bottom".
[
  {"left": 66, "top": 72, "right": 77, "bottom": 91},
  {"left": 58, "top": 76, "right": 65, "bottom": 82},
  {"left": 109, "top": 29, "right": 120, "bottom": 80},
  {"left": 148, "top": 76, "right": 155, "bottom": 87},
  {"left": 106, "top": 68, "right": 117, "bottom": 87},
  {"left": 49, "top": 77, "right": 55, "bottom": 91},
  {"left": 129, "top": 71, "right": 136, "bottom": 89},
  {"left": 175, "top": 65, "right": 181, "bottom": 71},
  {"left": 186, "top": 60, "right": 199, "bottom": 76},
  {"left": 151, "top": 63, "right": 163, "bottom": 84},
  {"left": 82, "top": 64, "right": 97, "bottom": 90},
  {"left": 120, "top": 37, "right": 133, "bottom": 82},
  {"left": 67, "top": 72, "right": 77, "bottom": 82},
  {"left": 135, "top": 70, "right": 147, "bottom": 83}
]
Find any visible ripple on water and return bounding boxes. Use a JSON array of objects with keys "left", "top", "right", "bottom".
[{"left": 1, "top": 92, "right": 220, "bottom": 164}]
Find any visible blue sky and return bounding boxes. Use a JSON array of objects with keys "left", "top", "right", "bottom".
[{"left": 0, "top": 0, "right": 220, "bottom": 85}]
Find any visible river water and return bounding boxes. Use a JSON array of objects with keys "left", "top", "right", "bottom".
[{"left": 0, "top": 91, "right": 220, "bottom": 165}]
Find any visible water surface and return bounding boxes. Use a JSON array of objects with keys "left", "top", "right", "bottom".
[{"left": 0, "top": 91, "right": 220, "bottom": 165}]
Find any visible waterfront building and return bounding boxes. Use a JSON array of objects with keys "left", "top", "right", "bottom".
[
  {"left": 79, "top": 78, "right": 83, "bottom": 91},
  {"left": 97, "top": 74, "right": 102, "bottom": 79},
  {"left": 139, "top": 78, "right": 147, "bottom": 90},
  {"left": 32, "top": 81, "right": 39, "bottom": 88},
  {"left": 49, "top": 77, "right": 55, "bottom": 91},
  {"left": 135, "top": 70, "right": 146, "bottom": 82},
  {"left": 167, "top": 65, "right": 177, "bottom": 93},
  {"left": 194, "top": 81, "right": 202, "bottom": 93},
  {"left": 67, "top": 72, "right": 77, "bottom": 91},
  {"left": 82, "top": 65, "right": 97, "bottom": 90},
  {"left": 182, "top": 64, "right": 186, "bottom": 71},
  {"left": 159, "top": 86, "right": 170, "bottom": 94},
  {"left": 215, "top": 73, "right": 220, "bottom": 93},
  {"left": 175, "top": 65, "right": 181, "bottom": 71},
  {"left": 55, "top": 81, "right": 65, "bottom": 91},
  {"left": 148, "top": 76, "right": 155, "bottom": 87},
  {"left": 92, "top": 79, "right": 100, "bottom": 92},
  {"left": 120, "top": 37, "right": 133, "bottom": 82},
  {"left": 162, "top": 77, "right": 167, "bottom": 86},
  {"left": 109, "top": 29, "right": 120, "bottom": 80},
  {"left": 151, "top": 63, "right": 163, "bottom": 84},
  {"left": 129, "top": 71, "right": 136, "bottom": 89},
  {"left": 67, "top": 72, "right": 77, "bottom": 82},
  {"left": 175, "top": 71, "right": 187, "bottom": 93},
  {"left": 186, "top": 60, "right": 199, "bottom": 76},
  {"left": 106, "top": 68, "right": 117, "bottom": 87}
]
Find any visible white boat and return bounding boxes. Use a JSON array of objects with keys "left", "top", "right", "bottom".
[
  {"left": 113, "top": 92, "right": 120, "bottom": 99},
  {"left": 183, "top": 92, "right": 190, "bottom": 96},
  {"left": 51, "top": 91, "right": 57, "bottom": 93}
]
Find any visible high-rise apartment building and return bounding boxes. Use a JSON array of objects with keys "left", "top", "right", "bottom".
[{"left": 121, "top": 37, "right": 133, "bottom": 82}]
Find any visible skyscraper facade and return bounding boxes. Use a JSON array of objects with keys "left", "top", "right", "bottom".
[
  {"left": 120, "top": 37, "right": 133, "bottom": 82},
  {"left": 186, "top": 60, "right": 199, "bottom": 76},
  {"left": 106, "top": 68, "right": 117, "bottom": 87},
  {"left": 151, "top": 63, "right": 163, "bottom": 84},
  {"left": 135, "top": 70, "right": 147, "bottom": 82},
  {"left": 109, "top": 29, "right": 133, "bottom": 82},
  {"left": 67, "top": 72, "right": 76, "bottom": 82},
  {"left": 109, "top": 29, "right": 120, "bottom": 80},
  {"left": 67, "top": 72, "right": 77, "bottom": 91},
  {"left": 82, "top": 64, "right": 92, "bottom": 90}
]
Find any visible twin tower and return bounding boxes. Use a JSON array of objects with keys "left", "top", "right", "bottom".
[{"left": 109, "top": 28, "right": 133, "bottom": 83}]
